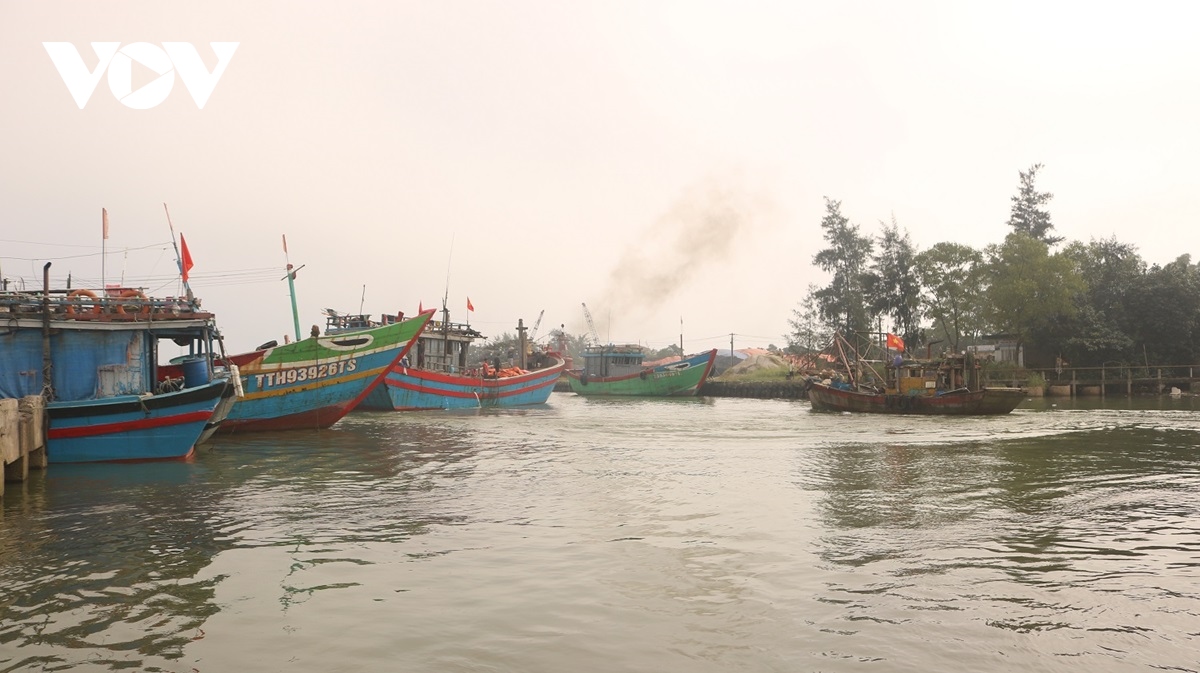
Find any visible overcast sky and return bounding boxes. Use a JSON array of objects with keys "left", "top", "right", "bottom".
[{"left": 3, "top": 1, "right": 1199, "bottom": 354}]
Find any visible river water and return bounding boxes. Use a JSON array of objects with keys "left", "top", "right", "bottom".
[{"left": 2, "top": 394, "right": 1199, "bottom": 672}]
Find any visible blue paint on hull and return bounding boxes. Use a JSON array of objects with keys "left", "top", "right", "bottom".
[
  {"left": 360, "top": 362, "right": 564, "bottom": 411},
  {"left": 47, "top": 379, "right": 227, "bottom": 463}
]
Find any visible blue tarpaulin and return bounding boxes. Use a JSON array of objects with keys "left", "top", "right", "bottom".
[{"left": 0, "top": 329, "right": 148, "bottom": 401}]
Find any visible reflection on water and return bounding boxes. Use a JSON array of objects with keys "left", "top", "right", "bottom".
[{"left": 2, "top": 394, "right": 1199, "bottom": 672}]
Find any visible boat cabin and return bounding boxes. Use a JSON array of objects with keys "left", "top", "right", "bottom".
[
  {"left": 414, "top": 317, "right": 483, "bottom": 374},
  {"left": 580, "top": 344, "right": 645, "bottom": 378},
  {"left": 0, "top": 288, "right": 221, "bottom": 400},
  {"left": 881, "top": 353, "right": 981, "bottom": 395}
]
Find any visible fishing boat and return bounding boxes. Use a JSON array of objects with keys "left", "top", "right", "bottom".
[
  {"left": 805, "top": 333, "right": 1026, "bottom": 415},
  {"left": 348, "top": 309, "right": 565, "bottom": 410},
  {"left": 207, "top": 309, "right": 433, "bottom": 433},
  {"left": 0, "top": 266, "right": 233, "bottom": 462},
  {"left": 564, "top": 345, "right": 717, "bottom": 396}
]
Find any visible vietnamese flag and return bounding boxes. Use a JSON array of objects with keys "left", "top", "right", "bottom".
[
  {"left": 886, "top": 333, "right": 905, "bottom": 352},
  {"left": 467, "top": 297, "right": 474, "bottom": 312},
  {"left": 180, "top": 233, "right": 195, "bottom": 282}
]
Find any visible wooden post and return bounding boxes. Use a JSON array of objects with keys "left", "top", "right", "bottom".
[
  {"left": 1, "top": 398, "right": 25, "bottom": 487},
  {"left": 1158, "top": 368, "right": 1163, "bottom": 394},
  {"left": 19, "top": 396, "right": 47, "bottom": 470},
  {"left": 1127, "top": 367, "right": 1132, "bottom": 397},
  {"left": 1101, "top": 365, "right": 1106, "bottom": 399}
]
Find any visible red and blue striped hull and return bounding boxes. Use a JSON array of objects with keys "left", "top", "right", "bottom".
[
  {"left": 46, "top": 379, "right": 228, "bottom": 463},
  {"left": 359, "top": 357, "right": 565, "bottom": 410}
]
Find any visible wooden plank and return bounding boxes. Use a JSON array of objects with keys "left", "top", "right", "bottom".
[
  {"left": 19, "top": 396, "right": 47, "bottom": 470},
  {"left": 0, "top": 398, "right": 18, "bottom": 465}
]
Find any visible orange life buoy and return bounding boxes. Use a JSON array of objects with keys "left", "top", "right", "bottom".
[
  {"left": 114, "top": 289, "right": 150, "bottom": 315},
  {"left": 64, "top": 288, "right": 101, "bottom": 316}
]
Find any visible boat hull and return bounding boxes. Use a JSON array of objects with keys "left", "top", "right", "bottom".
[
  {"left": 807, "top": 382, "right": 1026, "bottom": 415},
  {"left": 218, "top": 311, "right": 432, "bottom": 433},
  {"left": 360, "top": 357, "right": 566, "bottom": 410},
  {"left": 46, "top": 379, "right": 228, "bottom": 463},
  {"left": 565, "top": 349, "right": 716, "bottom": 397}
]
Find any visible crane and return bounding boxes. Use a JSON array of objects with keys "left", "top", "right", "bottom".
[
  {"left": 581, "top": 302, "right": 600, "bottom": 344},
  {"left": 529, "top": 309, "right": 545, "bottom": 342}
]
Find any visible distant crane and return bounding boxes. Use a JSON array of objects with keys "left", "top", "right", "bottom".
[
  {"left": 581, "top": 302, "right": 600, "bottom": 344},
  {"left": 530, "top": 309, "right": 545, "bottom": 342}
]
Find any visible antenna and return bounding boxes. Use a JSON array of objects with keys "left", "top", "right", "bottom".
[{"left": 442, "top": 233, "right": 455, "bottom": 312}]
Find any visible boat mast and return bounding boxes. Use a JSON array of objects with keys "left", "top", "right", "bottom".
[
  {"left": 162, "top": 203, "right": 194, "bottom": 303},
  {"left": 282, "top": 234, "right": 303, "bottom": 341}
]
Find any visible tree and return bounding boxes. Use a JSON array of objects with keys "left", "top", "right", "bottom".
[
  {"left": 811, "top": 198, "right": 874, "bottom": 333},
  {"left": 788, "top": 283, "right": 833, "bottom": 353},
  {"left": 1054, "top": 237, "right": 1144, "bottom": 364},
  {"left": 864, "top": 216, "right": 923, "bottom": 348},
  {"left": 983, "top": 232, "right": 1081, "bottom": 360},
  {"left": 1006, "top": 163, "right": 1062, "bottom": 245},
  {"left": 1126, "top": 255, "right": 1200, "bottom": 365},
  {"left": 916, "top": 241, "right": 985, "bottom": 353}
]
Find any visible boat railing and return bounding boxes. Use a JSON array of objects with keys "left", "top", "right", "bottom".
[{"left": 0, "top": 289, "right": 210, "bottom": 321}]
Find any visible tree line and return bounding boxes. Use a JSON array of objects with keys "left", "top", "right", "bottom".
[{"left": 789, "top": 164, "right": 1200, "bottom": 368}]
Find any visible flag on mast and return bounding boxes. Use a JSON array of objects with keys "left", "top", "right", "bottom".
[
  {"left": 102, "top": 208, "right": 110, "bottom": 239},
  {"left": 886, "top": 333, "right": 905, "bottom": 352},
  {"left": 180, "top": 234, "right": 195, "bottom": 282},
  {"left": 467, "top": 297, "right": 474, "bottom": 312}
]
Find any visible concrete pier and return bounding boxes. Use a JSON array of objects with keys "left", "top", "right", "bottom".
[{"left": 2, "top": 396, "right": 47, "bottom": 497}]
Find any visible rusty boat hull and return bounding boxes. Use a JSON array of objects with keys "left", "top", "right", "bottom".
[{"left": 807, "top": 382, "right": 1026, "bottom": 415}]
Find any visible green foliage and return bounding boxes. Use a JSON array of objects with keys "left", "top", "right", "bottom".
[
  {"left": 983, "top": 233, "right": 1081, "bottom": 348},
  {"left": 917, "top": 241, "right": 985, "bottom": 352},
  {"left": 787, "top": 283, "right": 833, "bottom": 353},
  {"left": 811, "top": 197, "right": 874, "bottom": 332},
  {"left": 1026, "top": 371, "right": 1046, "bottom": 389},
  {"left": 1007, "top": 163, "right": 1062, "bottom": 245},
  {"left": 788, "top": 167, "right": 1200, "bottom": 367},
  {"left": 1126, "top": 255, "right": 1200, "bottom": 364},
  {"left": 865, "top": 216, "right": 923, "bottom": 347}
]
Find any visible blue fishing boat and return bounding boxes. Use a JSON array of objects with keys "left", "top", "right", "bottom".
[
  {"left": 0, "top": 266, "right": 232, "bottom": 463},
  {"left": 350, "top": 309, "right": 565, "bottom": 410}
]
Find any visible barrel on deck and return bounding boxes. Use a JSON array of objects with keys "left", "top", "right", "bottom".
[{"left": 181, "top": 356, "right": 210, "bottom": 388}]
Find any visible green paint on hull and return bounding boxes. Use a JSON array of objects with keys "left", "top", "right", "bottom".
[
  {"left": 255, "top": 312, "right": 431, "bottom": 368},
  {"left": 566, "top": 351, "right": 714, "bottom": 397}
]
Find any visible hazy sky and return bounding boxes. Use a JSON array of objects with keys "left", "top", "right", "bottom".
[{"left": 3, "top": 1, "right": 1199, "bottom": 354}]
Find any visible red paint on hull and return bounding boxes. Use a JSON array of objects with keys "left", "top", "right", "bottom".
[
  {"left": 218, "top": 402, "right": 353, "bottom": 433},
  {"left": 48, "top": 410, "right": 214, "bottom": 439}
]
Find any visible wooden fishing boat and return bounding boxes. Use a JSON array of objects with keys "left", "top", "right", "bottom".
[
  {"left": 807, "top": 380, "right": 1026, "bottom": 415},
  {"left": 210, "top": 309, "right": 434, "bottom": 433},
  {"left": 805, "top": 336, "right": 1026, "bottom": 415},
  {"left": 341, "top": 309, "right": 565, "bottom": 410},
  {"left": 0, "top": 271, "right": 232, "bottom": 462},
  {"left": 564, "top": 346, "right": 717, "bottom": 397}
]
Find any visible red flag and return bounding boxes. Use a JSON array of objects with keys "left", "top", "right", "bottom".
[
  {"left": 467, "top": 297, "right": 474, "bottom": 312},
  {"left": 282, "top": 234, "right": 288, "bottom": 254},
  {"left": 886, "top": 333, "right": 905, "bottom": 352},
  {"left": 180, "top": 234, "right": 195, "bottom": 282},
  {"left": 102, "top": 208, "right": 109, "bottom": 240}
]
